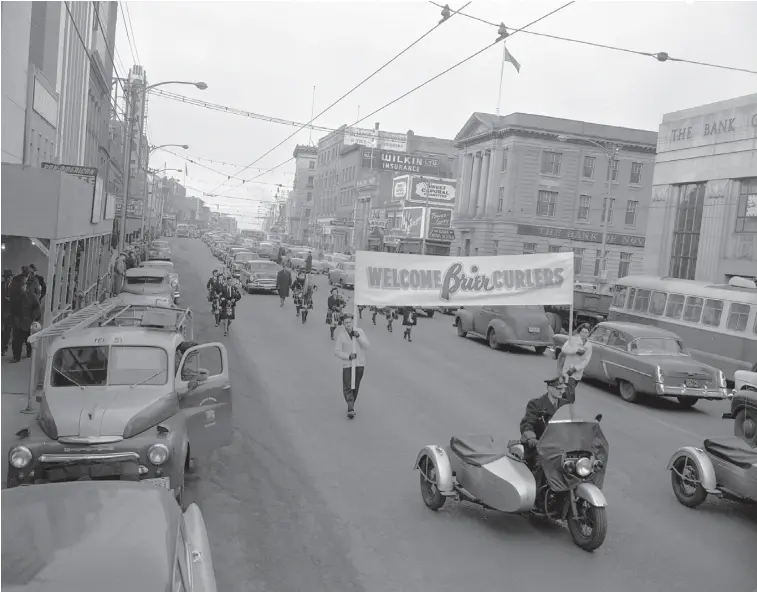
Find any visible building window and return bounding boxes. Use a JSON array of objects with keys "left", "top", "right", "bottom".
[
  {"left": 618, "top": 252, "right": 632, "bottom": 278},
  {"left": 573, "top": 248, "right": 585, "bottom": 275},
  {"left": 497, "top": 187, "right": 505, "bottom": 213},
  {"left": 736, "top": 177, "right": 757, "bottom": 232},
  {"left": 582, "top": 156, "right": 595, "bottom": 179},
  {"left": 501, "top": 149, "right": 508, "bottom": 173},
  {"left": 669, "top": 183, "right": 705, "bottom": 280},
  {"left": 523, "top": 243, "right": 536, "bottom": 254},
  {"left": 624, "top": 200, "right": 638, "bottom": 226},
  {"left": 309, "top": 161, "right": 315, "bottom": 169},
  {"left": 304, "top": 208, "right": 311, "bottom": 219},
  {"left": 593, "top": 249, "right": 606, "bottom": 277},
  {"left": 306, "top": 192, "right": 312, "bottom": 201},
  {"left": 600, "top": 197, "right": 615, "bottom": 224},
  {"left": 630, "top": 162, "right": 643, "bottom": 185},
  {"left": 536, "top": 190, "right": 557, "bottom": 217},
  {"left": 608, "top": 159, "right": 619, "bottom": 182},
  {"left": 548, "top": 245, "right": 561, "bottom": 253},
  {"left": 577, "top": 195, "right": 591, "bottom": 220},
  {"left": 307, "top": 176, "right": 314, "bottom": 187},
  {"left": 541, "top": 151, "right": 562, "bottom": 176},
  {"left": 492, "top": 240, "right": 499, "bottom": 256}
]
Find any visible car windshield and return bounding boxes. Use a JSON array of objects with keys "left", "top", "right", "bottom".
[
  {"left": 249, "top": 263, "right": 277, "bottom": 271},
  {"left": 50, "top": 346, "right": 169, "bottom": 387},
  {"left": 126, "top": 275, "right": 165, "bottom": 285},
  {"left": 342, "top": 263, "right": 355, "bottom": 271},
  {"left": 152, "top": 242, "right": 169, "bottom": 248},
  {"left": 630, "top": 337, "right": 686, "bottom": 355},
  {"left": 488, "top": 305, "right": 543, "bottom": 314},
  {"left": 235, "top": 253, "right": 256, "bottom": 262}
]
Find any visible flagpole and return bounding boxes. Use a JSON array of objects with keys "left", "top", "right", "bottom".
[{"left": 496, "top": 42, "right": 507, "bottom": 116}]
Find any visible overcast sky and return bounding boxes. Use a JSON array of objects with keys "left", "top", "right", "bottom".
[{"left": 116, "top": 0, "right": 757, "bottom": 228}]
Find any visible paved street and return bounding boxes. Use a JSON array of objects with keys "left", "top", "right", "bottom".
[{"left": 177, "top": 238, "right": 756, "bottom": 591}]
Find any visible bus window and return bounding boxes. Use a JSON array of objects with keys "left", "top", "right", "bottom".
[
  {"left": 701, "top": 299, "right": 724, "bottom": 327},
  {"left": 649, "top": 291, "right": 667, "bottom": 316},
  {"left": 726, "top": 303, "right": 750, "bottom": 332},
  {"left": 633, "top": 289, "right": 651, "bottom": 313},
  {"left": 683, "top": 296, "right": 703, "bottom": 323},
  {"left": 627, "top": 288, "right": 637, "bottom": 309},
  {"left": 612, "top": 286, "right": 628, "bottom": 307},
  {"left": 665, "top": 294, "right": 685, "bottom": 319}
]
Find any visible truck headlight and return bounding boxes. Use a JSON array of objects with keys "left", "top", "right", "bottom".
[
  {"left": 147, "top": 443, "right": 170, "bottom": 465},
  {"left": 10, "top": 446, "right": 32, "bottom": 469},
  {"left": 576, "top": 457, "right": 593, "bottom": 477},
  {"left": 170, "top": 279, "right": 178, "bottom": 288}
]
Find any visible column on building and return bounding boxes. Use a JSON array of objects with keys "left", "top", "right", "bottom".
[
  {"left": 467, "top": 152, "right": 483, "bottom": 218},
  {"left": 476, "top": 150, "right": 491, "bottom": 218},
  {"left": 696, "top": 180, "right": 732, "bottom": 281},
  {"left": 485, "top": 148, "right": 501, "bottom": 217},
  {"left": 458, "top": 152, "right": 474, "bottom": 217}
]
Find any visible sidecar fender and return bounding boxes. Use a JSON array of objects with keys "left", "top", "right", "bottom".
[
  {"left": 667, "top": 446, "right": 718, "bottom": 493},
  {"left": 575, "top": 482, "right": 608, "bottom": 508},
  {"left": 414, "top": 445, "right": 454, "bottom": 495}
]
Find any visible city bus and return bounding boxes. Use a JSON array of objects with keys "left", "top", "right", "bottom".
[
  {"left": 609, "top": 275, "right": 757, "bottom": 383},
  {"left": 176, "top": 223, "right": 189, "bottom": 238},
  {"left": 241, "top": 229, "right": 267, "bottom": 241}
]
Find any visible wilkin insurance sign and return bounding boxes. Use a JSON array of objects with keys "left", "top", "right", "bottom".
[{"left": 354, "top": 252, "right": 574, "bottom": 307}]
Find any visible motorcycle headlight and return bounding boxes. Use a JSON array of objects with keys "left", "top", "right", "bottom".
[
  {"left": 10, "top": 446, "right": 32, "bottom": 469},
  {"left": 147, "top": 443, "right": 170, "bottom": 465},
  {"left": 576, "top": 457, "right": 593, "bottom": 477}
]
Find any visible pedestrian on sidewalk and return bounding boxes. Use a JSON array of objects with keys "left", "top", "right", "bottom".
[
  {"left": 334, "top": 314, "right": 369, "bottom": 419},
  {"left": 402, "top": 307, "right": 417, "bottom": 342},
  {"left": 9, "top": 277, "right": 41, "bottom": 363},
  {"left": 2, "top": 270, "right": 14, "bottom": 355},
  {"left": 559, "top": 323, "right": 593, "bottom": 403},
  {"left": 112, "top": 252, "right": 127, "bottom": 295},
  {"left": 276, "top": 266, "right": 291, "bottom": 307}
]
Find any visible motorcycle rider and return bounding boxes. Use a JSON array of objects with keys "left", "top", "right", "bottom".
[
  {"left": 327, "top": 287, "right": 347, "bottom": 340},
  {"left": 519, "top": 375, "right": 569, "bottom": 507},
  {"left": 217, "top": 276, "right": 242, "bottom": 336}
]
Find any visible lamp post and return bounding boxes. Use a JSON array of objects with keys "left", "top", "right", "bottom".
[
  {"left": 118, "top": 79, "right": 206, "bottom": 253},
  {"left": 557, "top": 135, "right": 618, "bottom": 291},
  {"left": 141, "top": 144, "right": 188, "bottom": 237}
]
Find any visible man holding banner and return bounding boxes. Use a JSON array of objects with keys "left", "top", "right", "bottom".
[{"left": 333, "top": 314, "right": 370, "bottom": 419}]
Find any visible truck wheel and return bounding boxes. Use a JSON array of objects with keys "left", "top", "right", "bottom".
[
  {"left": 618, "top": 380, "right": 639, "bottom": 403},
  {"left": 419, "top": 455, "right": 446, "bottom": 511},
  {"left": 534, "top": 346, "right": 547, "bottom": 355}
]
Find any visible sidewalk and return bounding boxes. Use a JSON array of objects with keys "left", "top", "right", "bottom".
[{"left": 1, "top": 356, "right": 36, "bottom": 488}]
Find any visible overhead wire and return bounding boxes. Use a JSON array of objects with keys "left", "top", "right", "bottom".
[
  {"left": 233, "top": 1, "right": 575, "bottom": 188},
  {"left": 161, "top": 149, "right": 295, "bottom": 186},
  {"left": 208, "top": 1, "right": 473, "bottom": 196},
  {"left": 121, "top": 1, "right": 141, "bottom": 65},
  {"left": 428, "top": 0, "right": 757, "bottom": 75}
]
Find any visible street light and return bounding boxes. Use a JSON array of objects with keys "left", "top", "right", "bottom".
[
  {"left": 118, "top": 78, "right": 207, "bottom": 252},
  {"left": 557, "top": 134, "right": 618, "bottom": 291}
]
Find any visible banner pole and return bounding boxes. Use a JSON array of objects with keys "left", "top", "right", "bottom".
[{"left": 351, "top": 294, "right": 358, "bottom": 389}]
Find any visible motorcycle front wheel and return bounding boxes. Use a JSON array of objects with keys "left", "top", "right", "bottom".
[
  {"left": 418, "top": 455, "right": 446, "bottom": 511},
  {"left": 567, "top": 500, "right": 607, "bottom": 552}
]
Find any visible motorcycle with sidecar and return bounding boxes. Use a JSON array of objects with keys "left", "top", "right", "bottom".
[
  {"left": 414, "top": 405, "right": 610, "bottom": 552},
  {"left": 668, "top": 397, "right": 757, "bottom": 508}
]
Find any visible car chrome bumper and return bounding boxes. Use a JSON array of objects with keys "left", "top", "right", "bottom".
[
  {"left": 248, "top": 282, "right": 276, "bottom": 290},
  {"left": 655, "top": 383, "right": 729, "bottom": 399}
]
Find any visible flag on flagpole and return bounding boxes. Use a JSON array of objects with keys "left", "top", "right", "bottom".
[{"left": 505, "top": 44, "right": 521, "bottom": 73}]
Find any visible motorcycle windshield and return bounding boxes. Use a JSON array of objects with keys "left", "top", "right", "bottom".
[{"left": 536, "top": 405, "right": 609, "bottom": 492}]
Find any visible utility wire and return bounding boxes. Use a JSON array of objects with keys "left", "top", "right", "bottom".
[
  {"left": 162, "top": 149, "right": 295, "bottom": 186},
  {"left": 122, "top": 1, "right": 141, "bottom": 65},
  {"left": 209, "top": 1, "right": 472, "bottom": 195},
  {"left": 233, "top": 1, "right": 575, "bottom": 188},
  {"left": 428, "top": 1, "right": 757, "bottom": 75}
]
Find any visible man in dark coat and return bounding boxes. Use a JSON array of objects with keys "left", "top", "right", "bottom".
[
  {"left": 276, "top": 266, "right": 291, "bottom": 307},
  {"left": 519, "top": 375, "right": 569, "bottom": 500},
  {"left": 2, "top": 270, "right": 14, "bottom": 355},
  {"left": 28, "top": 264, "right": 47, "bottom": 302},
  {"left": 10, "top": 277, "right": 41, "bottom": 362},
  {"left": 305, "top": 252, "right": 313, "bottom": 274}
]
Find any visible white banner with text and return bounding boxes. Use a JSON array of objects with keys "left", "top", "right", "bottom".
[{"left": 354, "top": 252, "right": 574, "bottom": 307}]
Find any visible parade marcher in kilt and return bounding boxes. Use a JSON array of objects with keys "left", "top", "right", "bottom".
[
  {"left": 402, "top": 307, "right": 418, "bottom": 342},
  {"left": 326, "top": 287, "right": 347, "bottom": 340},
  {"left": 385, "top": 306, "right": 398, "bottom": 332},
  {"left": 217, "top": 277, "right": 242, "bottom": 336}
]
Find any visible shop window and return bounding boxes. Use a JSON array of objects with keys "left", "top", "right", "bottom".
[
  {"left": 727, "top": 303, "right": 751, "bottom": 332},
  {"left": 701, "top": 299, "right": 724, "bottom": 327},
  {"left": 664, "top": 294, "right": 685, "bottom": 319},
  {"left": 573, "top": 248, "right": 585, "bottom": 275},
  {"left": 736, "top": 177, "right": 757, "bottom": 232},
  {"left": 608, "top": 159, "right": 619, "bottom": 182},
  {"left": 582, "top": 156, "right": 595, "bottom": 180},
  {"left": 577, "top": 195, "right": 591, "bottom": 220},
  {"left": 649, "top": 291, "right": 667, "bottom": 316},
  {"left": 540, "top": 152, "right": 562, "bottom": 176},
  {"left": 669, "top": 183, "right": 705, "bottom": 280},
  {"left": 536, "top": 190, "right": 557, "bottom": 217},
  {"left": 682, "top": 296, "right": 703, "bottom": 323},
  {"left": 523, "top": 242, "right": 536, "bottom": 254}
]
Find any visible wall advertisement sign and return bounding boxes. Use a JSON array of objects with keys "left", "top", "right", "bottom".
[
  {"left": 42, "top": 162, "right": 103, "bottom": 224},
  {"left": 361, "top": 149, "right": 440, "bottom": 175},
  {"left": 391, "top": 175, "right": 457, "bottom": 204},
  {"left": 426, "top": 207, "right": 454, "bottom": 242},
  {"left": 400, "top": 207, "right": 425, "bottom": 239},
  {"left": 343, "top": 127, "right": 407, "bottom": 151}
]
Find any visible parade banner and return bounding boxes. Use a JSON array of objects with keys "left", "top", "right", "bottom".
[{"left": 354, "top": 251, "right": 574, "bottom": 307}]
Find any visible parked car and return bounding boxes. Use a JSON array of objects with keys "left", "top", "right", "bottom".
[
  {"left": 329, "top": 261, "right": 356, "bottom": 288},
  {"left": 140, "top": 260, "right": 180, "bottom": 303},
  {"left": 552, "top": 321, "right": 729, "bottom": 407},
  {"left": 230, "top": 251, "right": 259, "bottom": 277},
  {"left": 148, "top": 240, "right": 172, "bottom": 261},
  {"left": 256, "top": 242, "right": 275, "bottom": 259},
  {"left": 5, "top": 304, "right": 233, "bottom": 508},
  {"left": 455, "top": 305, "right": 554, "bottom": 354},
  {"left": 225, "top": 247, "right": 251, "bottom": 267},
  {"left": 241, "top": 260, "right": 281, "bottom": 293},
  {"left": 2, "top": 480, "right": 218, "bottom": 592},
  {"left": 118, "top": 267, "right": 177, "bottom": 307},
  {"left": 312, "top": 258, "right": 335, "bottom": 274}
]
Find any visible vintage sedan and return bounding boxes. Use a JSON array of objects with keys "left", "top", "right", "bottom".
[
  {"left": 2, "top": 480, "right": 218, "bottom": 592},
  {"left": 140, "top": 260, "right": 180, "bottom": 303},
  {"left": 329, "top": 261, "right": 356, "bottom": 288},
  {"left": 148, "top": 240, "right": 172, "bottom": 261},
  {"left": 241, "top": 260, "right": 280, "bottom": 293},
  {"left": 230, "top": 251, "right": 259, "bottom": 277},
  {"left": 225, "top": 247, "right": 251, "bottom": 268},
  {"left": 311, "top": 258, "right": 335, "bottom": 274},
  {"left": 119, "top": 267, "right": 177, "bottom": 307},
  {"left": 6, "top": 305, "right": 233, "bottom": 508},
  {"left": 553, "top": 321, "right": 729, "bottom": 407},
  {"left": 455, "top": 305, "right": 554, "bottom": 354}
]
